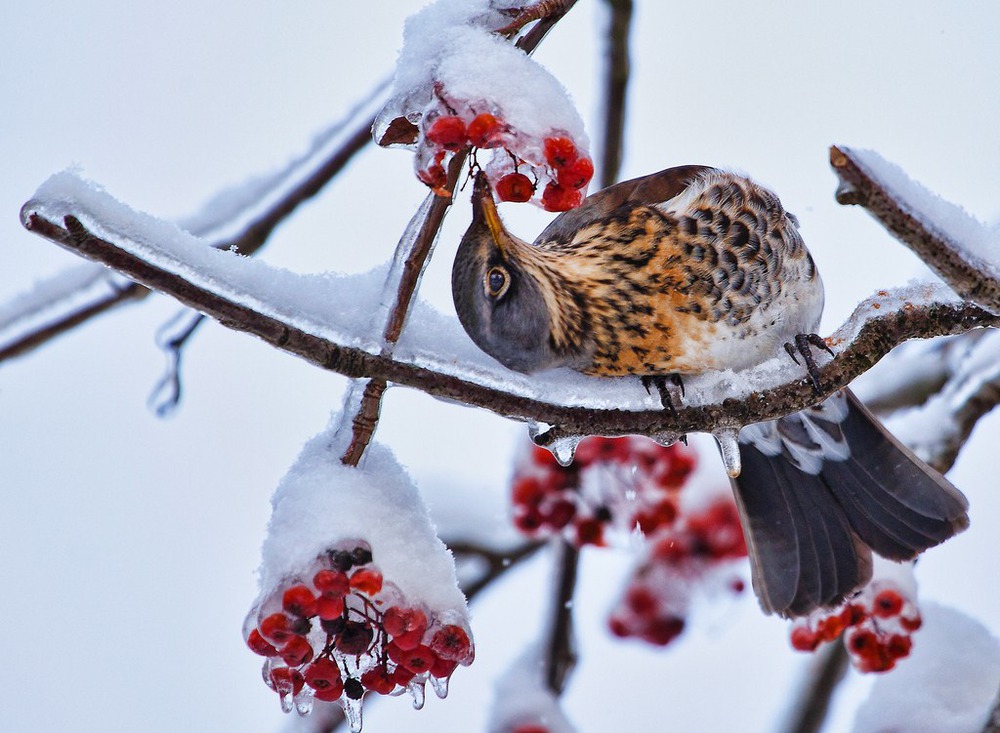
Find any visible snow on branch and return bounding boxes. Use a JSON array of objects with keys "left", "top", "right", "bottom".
[
  {"left": 20, "top": 171, "right": 1000, "bottom": 444},
  {"left": 830, "top": 145, "right": 1000, "bottom": 315}
]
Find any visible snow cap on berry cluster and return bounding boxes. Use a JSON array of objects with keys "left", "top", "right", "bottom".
[
  {"left": 376, "top": 1, "right": 587, "bottom": 150},
  {"left": 488, "top": 645, "right": 577, "bottom": 733},
  {"left": 853, "top": 603, "right": 1000, "bottom": 733},
  {"left": 258, "top": 433, "right": 466, "bottom": 619}
]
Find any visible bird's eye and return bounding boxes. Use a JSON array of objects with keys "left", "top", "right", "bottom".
[{"left": 485, "top": 266, "right": 509, "bottom": 298}]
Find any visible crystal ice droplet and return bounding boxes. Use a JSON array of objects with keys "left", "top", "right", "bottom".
[
  {"left": 527, "top": 420, "right": 553, "bottom": 441},
  {"left": 279, "top": 690, "right": 294, "bottom": 714},
  {"left": 651, "top": 432, "right": 680, "bottom": 448},
  {"left": 549, "top": 435, "right": 581, "bottom": 466},
  {"left": 409, "top": 679, "right": 426, "bottom": 710},
  {"left": 294, "top": 690, "right": 314, "bottom": 716},
  {"left": 713, "top": 428, "right": 742, "bottom": 477},
  {"left": 341, "top": 697, "right": 364, "bottom": 733},
  {"left": 429, "top": 673, "right": 450, "bottom": 699}
]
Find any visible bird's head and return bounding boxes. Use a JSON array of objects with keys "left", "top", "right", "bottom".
[{"left": 451, "top": 173, "right": 562, "bottom": 374}]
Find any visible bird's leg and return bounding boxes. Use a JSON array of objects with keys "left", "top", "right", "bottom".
[
  {"left": 495, "top": 0, "right": 573, "bottom": 36},
  {"left": 784, "top": 333, "right": 835, "bottom": 392},
  {"left": 640, "top": 374, "right": 686, "bottom": 415}
]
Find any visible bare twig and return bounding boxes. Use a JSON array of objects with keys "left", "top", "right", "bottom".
[
  {"left": 599, "top": 0, "right": 632, "bottom": 189},
  {"left": 544, "top": 539, "right": 579, "bottom": 695},
  {"left": 830, "top": 145, "right": 1000, "bottom": 315},
  {"left": 782, "top": 642, "right": 850, "bottom": 733}
]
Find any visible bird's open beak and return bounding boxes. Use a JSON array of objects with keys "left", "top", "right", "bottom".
[{"left": 472, "top": 172, "right": 508, "bottom": 245}]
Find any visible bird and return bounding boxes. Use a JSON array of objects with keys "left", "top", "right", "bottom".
[{"left": 451, "top": 166, "right": 969, "bottom": 617}]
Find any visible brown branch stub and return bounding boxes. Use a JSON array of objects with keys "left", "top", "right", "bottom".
[
  {"left": 599, "top": 0, "right": 633, "bottom": 189},
  {"left": 544, "top": 538, "right": 579, "bottom": 695},
  {"left": 830, "top": 145, "right": 1000, "bottom": 315},
  {"left": 781, "top": 642, "right": 850, "bottom": 733}
]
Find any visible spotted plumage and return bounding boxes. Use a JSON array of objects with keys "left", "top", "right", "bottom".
[{"left": 452, "top": 166, "right": 968, "bottom": 617}]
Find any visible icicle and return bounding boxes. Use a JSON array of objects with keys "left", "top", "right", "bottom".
[
  {"left": 713, "top": 427, "right": 742, "bottom": 478},
  {"left": 526, "top": 420, "right": 553, "bottom": 441},
  {"left": 650, "top": 432, "right": 681, "bottom": 448},
  {"left": 294, "top": 690, "right": 314, "bottom": 716},
  {"left": 428, "top": 673, "right": 450, "bottom": 699},
  {"left": 341, "top": 697, "right": 364, "bottom": 733},
  {"left": 548, "top": 435, "right": 582, "bottom": 467},
  {"left": 409, "top": 679, "right": 426, "bottom": 710}
]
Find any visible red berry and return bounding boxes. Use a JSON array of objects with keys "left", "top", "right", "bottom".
[
  {"left": 887, "top": 634, "right": 913, "bottom": 658},
  {"left": 313, "top": 678, "right": 345, "bottom": 702},
  {"left": 543, "top": 498, "right": 576, "bottom": 529},
  {"left": 513, "top": 726, "right": 550, "bottom": 733},
  {"left": 512, "top": 477, "right": 545, "bottom": 506},
  {"left": 543, "top": 136, "right": 578, "bottom": 169},
  {"left": 316, "top": 595, "right": 345, "bottom": 621},
  {"left": 643, "top": 616, "right": 685, "bottom": 646},
  {"left": 790, "top": 626, "right": 820, "bottom": 651},
  {"left": 391, "top": 664, "right": 417, "bottom": 686},
  {"left": 259, "top": 613, "right": 295, "bottom": 646},
  {"left": 269, "top": 666, "right": 305, "bottom": 696},
  {"left": 900, "top": 614, "right": 922, "bottom": 632},
  {"left": 361, "top": 667, "right": 397, "bottom": 695},
  {"left": 280, "top": 635, "right": 314, "bottom": 667},
  {"left": 313, "top": 569, "right": 350, "bottom": 598},
  {"left": 426, "top": 115, "right": 467, "bottom": 151},
  {"left": 574, "top": 517, "right": 605, "bottom": 546},
  {"left": 557, "top": 157, "right": 594, "bottom": 189},
  {"left": 872, "top": 589, "right": 904, "bottom": 618},
  {"left": 429, "top": 624, "right": 472, "bottom": 662},
  {"left": 495, "top": 172, "right": 535, "bottom": 203},
  {"left": 467, "top": 113, "right": 503, "bottom": 148},
  {"left": 541, "top": 182, "right": 583, "bottom": 212},
  {"left": 417, "top": 162, "right": 448, "bottom": 192},
  {"left": 246, "top": 628, "right": 279, "bottom": 657},
  {"left": 384, "top": 607, "right": 428, "bottom": 650},
  {"left": 282, "top": 585, "right": 318, "bottom": 618},
  {"left": 349, "top": 568, "right": 383, "bottom": 596},
  {"left": 430, "top": 656, "right": 459, "bottom": 679},
  {"left": 397, "top": 644, "right": 438, "bottom": 674},
  {"left": 336, "top": 620, "right": 374, "bottom": 656},
  {"left": 626, "top": 586, "right": 657, "bottom": 618},
  {"left": 304, "top": 658, "right": 342, "bottom": 691},
  {"left": 848, "top": 629, "right": 878, "bottom": 655}
]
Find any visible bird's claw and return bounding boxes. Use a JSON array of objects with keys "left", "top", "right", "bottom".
[{"left": 785, "top": 333, "right": 833, "bottom": 392}]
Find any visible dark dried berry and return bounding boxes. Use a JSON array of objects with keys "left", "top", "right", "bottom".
[
  {"left": 329, "top": 550, "right": 354, "bottom": 572},
  {"left": 337, "top": 621, "right": 374, "bottom": 655},
  {"left": 321, "top": 616, "right": 346, "bottom": 636},
  {"left": 351, "top": 546, "right": 374, "bottom": 567},
  {"left": 344, "top": 677, "right": 365, "bottom": 700}
]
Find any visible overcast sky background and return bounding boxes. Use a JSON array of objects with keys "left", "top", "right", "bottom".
[{"left": 2, "top": 2, "right": 1000, "bottom": 731}]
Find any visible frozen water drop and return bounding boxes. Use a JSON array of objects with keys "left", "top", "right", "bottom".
[
  {"left": 713, "top": 428, "right": 742, "bottom": 477},
  {"left": 429, "top": 673, "right": 450, "bottom": 699},
  {"left": 409, "top": 679, "right": 426, "bottom": 710},
  {"left": 279, "top": 691, "right": 294, "bottom": 714},
  {"left": 341, "top": 697, "right": 364, "bottom": 733},
  {"left": 294, "top": 691, "right": 314, "bottom": 716},
  {"left": 548, "top": 435, "right": 581, "bottom": 466},
  {"left": 651, "top": 432, "right": 681, "bottom": 448}
]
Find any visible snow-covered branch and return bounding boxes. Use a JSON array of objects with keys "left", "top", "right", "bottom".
[
  {"left": 830, "top": 145, "right": 1000, "bottom": 315},
  {"left": 20, "top": 183, "right": 998, "bottom": 444}
]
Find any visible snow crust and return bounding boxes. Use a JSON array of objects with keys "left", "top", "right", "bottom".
[
  {"left": 375, "top": 1, "right": 587, "bottom": 150},
  {"left": 853, "top": 603, "right": 1000, "bottom": 733},
  {"left": 24, "top": 171, "right": 969, "bottom": 422},
  {"left": 850, "top": 148, "right": 1000, "bottom": 284},
  {"left": 488, "top": 645, "right": 576, "bottom": 733},
  {"left": 258, "top": 425, "right": 466, "bottom": 616}
]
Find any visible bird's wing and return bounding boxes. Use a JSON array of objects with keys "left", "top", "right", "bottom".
[{"left": 532, "top": 165, "right": 716, "bottom": 246}]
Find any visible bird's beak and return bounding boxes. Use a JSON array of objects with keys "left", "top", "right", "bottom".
[{"left": 472, "top": 172, "right": 508, "bottom": 246}]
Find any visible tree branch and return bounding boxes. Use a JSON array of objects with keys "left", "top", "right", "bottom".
[
  {"left": 830, "top": 145, "right": 1000, "bottom": 315},
  {"left": 599, "top": 0, "right": 632, "bottom": 189},
  {"left": 21, "top": 209, "right": 1000, "bottom": 442},
  {"left": 781, "top": 642, "right": 850, "bottom": 733}
]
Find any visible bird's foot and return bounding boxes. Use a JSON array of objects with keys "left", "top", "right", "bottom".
[
  {"left": 641, "top": 374, "right": 686, "bottom": 415},
  {"left": 784, "top": 333, "right": 834, "bottom": 392}
]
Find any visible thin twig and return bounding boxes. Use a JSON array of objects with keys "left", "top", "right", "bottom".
[
  {"left": 782, "top": 642, "right": 850, "bottom": 733},
  {"left": 544, "top": 539, "right": 580, "bottom": 695},
  {"left": 599, "top": 0, "right": 632, "bottom": 189}
]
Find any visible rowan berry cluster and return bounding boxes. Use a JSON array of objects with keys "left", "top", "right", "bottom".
[
  {"left": 789, "top": 579, "right": 921, "bottom": 673},
  {"left": 244, "top": 541, "right": 474, "bottom": 723},
  {"left": 510, "top": 437, "right": 697, "bottom": 548},
  {"left": 415, "top": 100, "right": 593, "bottom": 211},
  {"left": 607, "top": 499, "right": 748, "bottom": 646}
]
